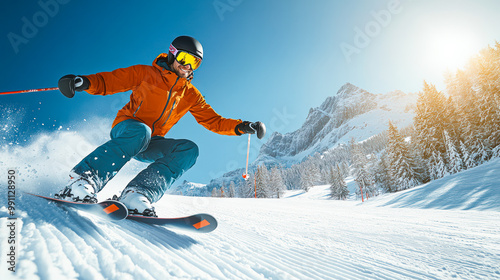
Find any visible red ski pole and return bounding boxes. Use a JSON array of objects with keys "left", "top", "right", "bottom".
[{"left": 0, "top": 87, "right": 59, "bottom": 95}]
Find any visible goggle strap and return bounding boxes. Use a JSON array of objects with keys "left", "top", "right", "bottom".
[{"left": 169, "top": 44, "right": 179, "bottom": 56}]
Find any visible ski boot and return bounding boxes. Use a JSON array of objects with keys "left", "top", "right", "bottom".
[
  {"left": 117, "top": 190, "right": 157, "bottom": 217},
  {"left": 55, "top": 174, "right": 97, "bottom": 203}
]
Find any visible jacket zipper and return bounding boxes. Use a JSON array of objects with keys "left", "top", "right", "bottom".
[
  {"left": 162, "top": 100, "right": 176, "bottom": 127},
  {"left": 162, "top": 84, "right": 188, "bottom": 127},
  {"left": 133, "top": 101, "right": 143, "bottom": 117},
  {"left": 152, "top": 76, "right": 179, "bottom": 134}
]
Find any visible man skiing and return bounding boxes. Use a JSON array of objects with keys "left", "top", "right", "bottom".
[{"left": 55, "top": 35, "right": 266, "bottom": 216}]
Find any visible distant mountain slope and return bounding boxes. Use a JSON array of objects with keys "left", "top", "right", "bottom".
[
  {"left": 168, "top": 180, "right": 211, "bottom": 197},
  {"left": 257, "top": 83, "right": 418, "bottom": 165}
]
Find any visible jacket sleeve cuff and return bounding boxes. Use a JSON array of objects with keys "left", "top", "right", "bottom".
[{"left": 235, "top": 124, "right": 242, "bottom": 135}]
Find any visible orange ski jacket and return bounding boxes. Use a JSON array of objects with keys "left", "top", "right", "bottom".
[{"left": 84, "top": 53, "right": 242, "bottom": 137}]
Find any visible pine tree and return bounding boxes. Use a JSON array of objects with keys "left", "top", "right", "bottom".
[
  {"left": 444, "top": 130, "right": 463, "bottom": 174},
  {"left": 470, "top": 44, "right": 500, "bottom": 150},
  {"left": 299, "top": 158, "right": 320, "bottom": 192},
  {"left": 428, "top": 151, "right": 449, "bottom": 180},
  {"left": 374, "top": 152, "right": 394, "bottom": 193},
  {"left": 220, "top": 185, "right": 226, "bottom": 198},
  {"left": 414, "top": 82, "right": 448, "bottom": 160},
  {"left": 228, "top": 181, "right": 236, "bottom": 198},
  {"left": 339, "top": 161, "right": 350, "bottom": 178},
  {"left": 413, "top": 82, "right": 452, "bottom": 183},
  {"left": 408, "top": 130, "right": 428, "bottom": 183},
  {"left": 459, "top": 141, "right": 473, "bottom": 170},
  {"left": 283, "top": 164, "right": 302, "bottom": 190},
  {"left": 446, "top": 68, "right": 477, "bottom": 120},
  {"left": 299, "top": 165, "right": 313, "bottom": 192},
  {"left": 461, "top": 136, "right": 489, "bottom": 169},
  {"left": 443, "top": 96, "right": 463, "bottom": 144},
  {"left": 269, "top": 166, "right": 286, "bottom": 198},
  {"left": 364, "top": 153, "right": 379, "bottom": 198},
  {"left": 386, "top": 122, "right": 420, "bottom": 192},
  {"left": 211, "top": 187, "right": 218, "bottom": 198},
  {"left": 328, "top": 166, "right": 339, "bottom": 197},
  {"left": 492, "top": 145, "right": 500, "bottom": 159},
  {"left": 255, "top": 165, "right": 271, "bottom": 198},
  {"left": 450, "top": 74, "right": 484, "bottom": 166},
  {"left": 238, "top": 172, "right": 256, "bottom": 198},
  {"left": 350, "top": 139, "right": 374, "bottom": 200},
  {"left": 330, "top": 165, "right": 349, "bottom": 200},
  {"left": 475, "top": 89, "right": 500, "bottom": 151}
]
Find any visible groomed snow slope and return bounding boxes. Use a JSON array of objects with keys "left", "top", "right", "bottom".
[{"left": 1, "top": 160, "right": 500, "bottom": 279}]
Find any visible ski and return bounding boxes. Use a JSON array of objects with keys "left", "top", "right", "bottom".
[
  {"left": 127, "top": 213, "right": 218, "bottom": 233},
  {"left": 26, "top": 193, "right": 216, "bottom": 232},
  {"left": 26, "top": 193, "right": 128, "bottom": 221}
]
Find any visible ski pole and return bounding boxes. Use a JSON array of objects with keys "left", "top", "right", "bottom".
[
  {"left": 0, "top": 87, "right": 59, "bottom": 95},
  {"left": 243, "top": 134, "right": 251, "bottom": 180}
]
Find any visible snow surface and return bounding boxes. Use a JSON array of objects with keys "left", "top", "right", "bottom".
[{"left": 1, "top": 159, "right": 500, "bottom": 279}]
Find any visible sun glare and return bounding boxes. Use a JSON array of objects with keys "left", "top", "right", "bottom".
[{"left": 423, "top": 25, "right": 481, "bottom": 73}]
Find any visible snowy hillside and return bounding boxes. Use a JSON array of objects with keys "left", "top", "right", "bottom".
[
  {"left": 1, "top": 158, "right": 499, "bottom": 279},
  {"left": 257, "top": 83, "right": 417, "bottom": 165}
]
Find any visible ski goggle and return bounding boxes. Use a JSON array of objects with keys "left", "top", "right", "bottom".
[{"left": 169, "top": 44, "right": 202, "bottom": 70}]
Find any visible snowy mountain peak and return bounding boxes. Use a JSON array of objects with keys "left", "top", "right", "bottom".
[
  {"left": 314, "top": 82, "right": 370, "bottom": 116},
  {"left": 266, "top": 83, "right": 370, "bottom": 149},
  {"left": 336, "top": 82, "right": 368, "bottom": 97}
]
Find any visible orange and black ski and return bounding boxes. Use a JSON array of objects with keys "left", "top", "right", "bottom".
[
  {"left": 26, "top": 193, "right": 216, "bottom": 232},
  {"left": 127, "top": 213, "right": 218, "bottom": 233},
  {"left": 27, "top": 193, "right": 128, "bottom": 221}
]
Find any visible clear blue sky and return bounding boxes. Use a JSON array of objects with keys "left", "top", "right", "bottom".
[{"left": 2, "top": 0, "right": 500, "bottom": 185}]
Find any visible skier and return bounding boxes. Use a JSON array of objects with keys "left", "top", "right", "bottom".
[{"left": 55, "top": 35, "right": 266, "bottom": 216}]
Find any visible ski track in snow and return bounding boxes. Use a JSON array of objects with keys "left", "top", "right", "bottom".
[{"left": 1, "top": 189, "right": 499, "bottom": 280}]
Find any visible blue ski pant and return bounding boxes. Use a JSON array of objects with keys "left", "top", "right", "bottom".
[{"left": 72, "top": 119, "right": 199, "bottom": 203}]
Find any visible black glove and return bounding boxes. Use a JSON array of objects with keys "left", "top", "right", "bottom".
[
  {"left": 235, "top": 121, "right": 266, "bottom": 139},
  {"left": 58, "top": 74, "right": 90, "bottom": 98}
]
